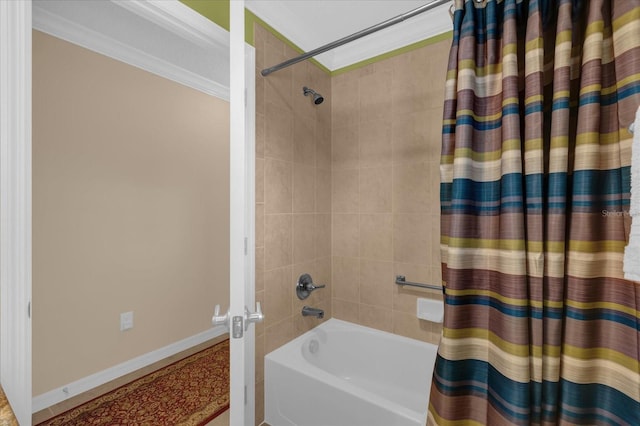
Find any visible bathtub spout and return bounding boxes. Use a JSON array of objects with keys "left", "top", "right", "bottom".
[{"left": 302, "top": 306, "right": 324, "bottom": 319}]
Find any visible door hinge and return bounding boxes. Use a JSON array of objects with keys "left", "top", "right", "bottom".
[
  {"left": 244, "top": 385, "right": 248, "bottom": 405},
  {"left": 28, "top": 301, "right": 31, "bottom": 319},
  {"left": 244, "top": 237, "right": 248, "bottom": 255}
]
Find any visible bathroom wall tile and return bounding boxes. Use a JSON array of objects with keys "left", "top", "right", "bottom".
[
  {"left": 392, "top": 311, "right": 432, "bottom": 343},
  {"left": 393, "top": 284, "right": 442, "bottom": 321},
  {"left": 332, "top": 168, "right": 359, "bottom": 213},
  {"left": 428, "top": 161, "right": 441, "bottom": 208},
  {"left": 332, "top": 256, "right": 360, "bottom": 302},
  {"left": 332, "top": 298, "right": 359, "bottom": 323},
  {"left": 359, "top": 120, "right": 392, "bottom": 168},
  {"left": 425, "top": 106, "right": 446, "bottom": 159},
  {"left": 315, "top": 168, "right": 331, "bottom": 214},
  {"left": 255, "top": 203, "right": 264, "bottom": 248},
  {"left": 359, "top": 304, "right": 393, "bottom": 333},
  {"left": 393, "top": 213, "right": 430, "bottom": 264},
  {"left": 332, "top": 214, "right": 359, "bottom": 258},
  {"left": 318, "top": 297, "right": 332, "bottom": 320},
  {"left": 391, "top": 51, "right": 432, "bottom": 115},
  {"left": 255, "top": 330, "right": 265, "bottom": 383},
  {"left": 256, "top": 158, "right": 265, "bottom": 204},
  {"left": 294, "top": 313, "right": 317, "bottom": 337},
  {"left": 392, "top": 261, "right": 432, "bottom": 313},
  {"left": 292, "top": 260, "right": 317, "bottom": 311},
  {"left": 264, "top": 266, "right": 293, "bottom": 326},
  {"left": 293, "top": 78, "right": 317, "bottom": 122},
  {"left": 293, "top": 163, "right": 315, "bottom": 213},
  {"left": 292, "top": 260, "right": 315, "bottom": 290},
  {"left": 264, "top": 59, "right": 293, "bottom": 110},
  {"left": 255, "top": 26, "right": 335, "bottom": 426},
  {"left": 314, "top": 256, "right": 332, "bottom": 302},
  {"left": 255, "top": 290, "right": 265, "bottom": 336},
  {"left": 429, "top": 322, "right": 444, "bottom": 345},
  {"left": 391, "top": 111, "right": 429, "bottom": 165},
  {"left": 262, "top": 28, "right": 284, "bottom": 56},
  {"left": 256, "top": 64, "right": 265, "bottom": 115},
  {"left": 256, "top": 112, "right": 265, "bottom": 159},
  {"left": 393, "top": 162, "right": 430, "bottom": 213},
  {"left": 432, "top": 265, "right": 443, "bottom": 286},
  {"left": 265, "top": 318, "right": 294, "bottom": 353},
  {"left": 294, "top": 301, "right": 327, "bottom": 337},
  {"left": 255, "top": 246, "right": 265, "bottom": 292},
  {"left": 332, "top": 76, "right": 359, "bottom": 129},
  {"left": 424, "top": 41, "right": 451, "bottom": 108},
  {"left": 394, "top": 261, "right": 430, "bottom": 285},
  {"left": 359, "top": 166, "right": 392, "bottom": 213},
  {"left": 391, "top": 71, "right": 429, "bottom": 117},
  {"left": 265, "top": 102, "right": 293, "bottom": 161},
  {"left": 315, "top": 213, "right": 331, "bottom": 259},
  {"left": 359, "top": 69, "right": 392, "bottom": 125},
  {"left": 372, "top": 57, "right": 394, "bottom": 75},
  {"left": 255, "top": 380, "right": 265, "bottom": 426},
  {"left": 360, "top": 213, "right": 393, "bottom": 261},
  {"left": 264, "top": 214, "right": 292, "bottom": 270},
  {"left": 311, "top": 65, "right": 331, "bottom": 103},
  {"left": 332, "top": 125, "right": 359, "bottom": 169},
  {"left": 293, "top": 214, "right": 316, "bottom": 264},
  {"left": 293, "top": 118, "right": 316, "bottom": 166},
  {"left": 265, "top": 159, "right": 292, "bottom": 214},
  {"left": 393, "top": 284, "right": 419, "bottom": 315},
  {"left": 359, "top": 259, "right": 393, "bottom": 308},
  {"left": 316, "top": 122, "right": 331, "bottom": 170},
  {"left": 431, "top": 217, "right": 442, "bottom": 266}
]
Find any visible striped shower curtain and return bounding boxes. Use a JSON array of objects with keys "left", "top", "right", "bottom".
[{"left": 429, "top": 0, "right": 640, "bottom": 425}]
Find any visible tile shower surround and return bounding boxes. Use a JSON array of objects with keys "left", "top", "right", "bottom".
[{"left": 254, "top": 21, "right": 451, "bottom": 425}]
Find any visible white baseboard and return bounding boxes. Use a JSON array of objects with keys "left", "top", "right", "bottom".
[{"left": 32, "top": 327, "right": 227, "bottom": 413}]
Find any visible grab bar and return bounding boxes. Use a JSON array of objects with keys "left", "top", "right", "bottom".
[{"left": 395, "top": 275, "right": 441, "bottom": 291}]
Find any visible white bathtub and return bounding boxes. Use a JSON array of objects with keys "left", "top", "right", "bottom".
[{"left": 264, "top": 319, "right": 438, "bottom": 426}]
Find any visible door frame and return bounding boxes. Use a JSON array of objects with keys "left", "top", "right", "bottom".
[
  {"left": 0, "top": 0, "right": 33, "bottom": 423},
  {"left": 229, "top": 1, "right": 258, "bottom": 423}
]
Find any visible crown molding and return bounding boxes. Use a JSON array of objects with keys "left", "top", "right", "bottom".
[
  {"left": 328, "top": 6, "right": 452, "bottom": 70},
  {"left": 33, "top": 0, "right": 230, "bottom": 100},
  {"left": 113, "top": 0, "right": 228, "bottom": 50},
  {"left": 246, "top": 0, "right": 451, "bottom": 72}
]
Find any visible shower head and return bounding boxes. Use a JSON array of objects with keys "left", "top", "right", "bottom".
[{"left": 303, "top": 86, "right": 324, "bottom": 105}]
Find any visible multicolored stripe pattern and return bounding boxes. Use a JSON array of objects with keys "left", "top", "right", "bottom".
[{"left": 429, "top": 0, "right": 640, "bottom": 424}]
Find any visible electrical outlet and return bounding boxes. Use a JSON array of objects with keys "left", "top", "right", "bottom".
[{"left": 120, "top": 311, "right": 134, "bottom": 331}]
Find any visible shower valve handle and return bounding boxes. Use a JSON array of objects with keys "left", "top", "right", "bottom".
[{"left": 296, "top": 273, "right": 326, "bottom": 300}]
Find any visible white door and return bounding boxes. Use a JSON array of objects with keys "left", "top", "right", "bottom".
[{"left": 229, "top": 1, "right": 258, "bottom": 424}]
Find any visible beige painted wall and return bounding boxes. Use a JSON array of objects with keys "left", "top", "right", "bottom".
[
  {"left": 253, "top": 23, "right": 333, "bottom": 423},
  {"left": 32, "top": 30, "right": 230, "bottom": 395},
  {"left": 330, "top": 39, "right": 451, "bottom": 344}
]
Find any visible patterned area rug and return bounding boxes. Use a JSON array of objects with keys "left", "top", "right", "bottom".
[{"left": 37, "top": 339, "right": 229, "bottom": 426}]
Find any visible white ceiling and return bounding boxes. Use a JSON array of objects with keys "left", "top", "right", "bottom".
[{"left": 245, "top": 0, "right": 453, "bottom": 72}]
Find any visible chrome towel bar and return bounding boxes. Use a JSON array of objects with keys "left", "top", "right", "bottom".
[{"left": 395, "top": 275, "right": 442, "bottom": 291}]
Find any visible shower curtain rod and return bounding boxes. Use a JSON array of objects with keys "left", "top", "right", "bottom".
[{"left": 260, "top": 0, "right": 452, "bottom": 77}]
